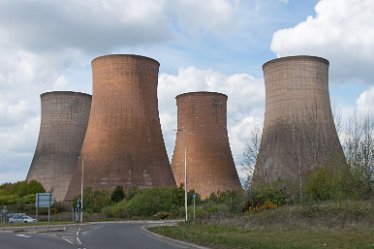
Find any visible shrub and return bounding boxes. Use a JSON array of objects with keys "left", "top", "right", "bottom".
[
  {"left": 102, "top": 200, "right": 128, "bottom": 218},
  {"left": 205, "top": 190, "right": 244, "bottom": 214},
  {"left": 111, "top": 186, "right": 125, "bottom": 203},
  {"left": 124, "top": 187, "right": 178, "bottom": 217},
  {"left": 244, "top": 180, "right": 288, "bottom": 212},
  {"left": 305, "top": 168, "right": 337, "bottom": 201},
  {"left": 304, "top": 165, "right": 368, "bottom": 202},
  {"left": 72, "top": 187, "right": 111, "bottom": 213},
  {"left": 0, "top": 180, "right": 45, "bottom": 197},
  {"left": 0, "top": 194, "right": 19, "bottom": 205},
  {"left": 103, "top": 186, "right": 197, "bottom": 218}
]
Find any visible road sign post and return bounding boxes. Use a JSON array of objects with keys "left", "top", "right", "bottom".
[
  {"left": 35, "top": 193, "right": 55, "bottom": 225},
  {"left": 192, "top": 194, "right": 196, "bottom": 219},
  {"left": 2, "top": 206, "right": 7, "bottom": 226}
]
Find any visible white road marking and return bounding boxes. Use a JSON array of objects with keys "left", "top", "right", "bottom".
[
  {"left": 15, "top": 234, "right": 31, "bottom": 238},
  {"left": 63, "top": 237, "right": 74, "bottom": 245},
  {"left": 76, "top": 227, "right": 82, "bottom": 245},
  {"left": 76, "top": 237, "right": 82, "bottom": 245}
]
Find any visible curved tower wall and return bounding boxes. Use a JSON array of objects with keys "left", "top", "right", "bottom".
[
  {"left": 171, "top": 92, "right": 241, "bottom": 198},
  {"left": 26, "top": 91, "right": 92, "bottom": 202},
  {"left": 253, "top": 55, "right": 345, "bottom": 193},
  {"left": 65, "top": 54, "right": 175, "bottom": 200}
]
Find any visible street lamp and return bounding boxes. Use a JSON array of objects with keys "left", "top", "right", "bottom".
[
  {"left": 78, "top": 157, "right": 84, "bottom": 223},
  {"left": 175, "top": 129, "right": 188, "bottom": 222}
]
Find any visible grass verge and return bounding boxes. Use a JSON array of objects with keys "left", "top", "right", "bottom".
[{"left": 150, "top": 222, "right": 374, "bottom": 249}]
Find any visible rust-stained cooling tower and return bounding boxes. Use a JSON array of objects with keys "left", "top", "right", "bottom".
[
  {"left": 65, "top": 54, "right": 175, "bottom": 200},
  {"left": 252, "top": 55, "right": 345, "bottom": 193},
  {"left": 26, "top": 91, "right": 91, "bottom": 202},
  {"left": 171, "top": 92, "right": 242, "bottom": 198}
]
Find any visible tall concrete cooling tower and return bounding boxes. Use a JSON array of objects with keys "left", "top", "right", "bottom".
[
  {"left": 65, "top": 54, "right": 175, "bottom": 200},
  {"left": 252, "top": 55, "right": 345, "bottom": 194},
  {"left": 171, "top": 92, "right": 241, "bottom": 198},
  {"left": 26, "top": 91, "right": 92, "bottom": 202}
]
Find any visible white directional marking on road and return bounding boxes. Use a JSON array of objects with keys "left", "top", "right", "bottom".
[
  {"left": 76, "top": 236, "right": 82, "bottom": 245},
  {"left": 16, "top": 234, "right": 31, "bottom": 238},
  {"left": 63, "top": 237, "right": 74, "bottom": 244}
]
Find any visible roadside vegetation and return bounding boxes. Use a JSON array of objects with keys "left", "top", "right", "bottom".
[{"left": 0, "top": 180, "right": 45, "bottom": 213}]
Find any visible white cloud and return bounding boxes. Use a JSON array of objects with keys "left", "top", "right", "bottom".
[
  {"left": 356, "top": 87, "right": 374, "bottom": 115},
  {"left": 0, "top": 0, "right": 173, "bottom": 53},
  {"left": 0, "top": 0, "right": 245, "bottom": 54},
  {"left": 0, "top": 116, "right": 39, "bottom": 183},
  {"left": 167, "top": 0, "right": 243, "bottom": 35},
  {"left": 271, "top": 0, "right": 374, "bottom": 84}
]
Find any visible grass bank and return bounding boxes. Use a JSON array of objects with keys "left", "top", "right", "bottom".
[
  {"left": 151, "top": 223, "right": 374, "bottom": 249},
  {"left": 150, "top": 200, "right": 374, "bottom": 249}
]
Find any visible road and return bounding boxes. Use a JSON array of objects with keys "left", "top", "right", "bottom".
[{"left": 0, "top": 221, "right": 203, "bottom": 249}]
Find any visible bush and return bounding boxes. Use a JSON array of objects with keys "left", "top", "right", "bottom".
[
  {"left": 304, "top": 165, "right": 368, "bottom": 202},
  {"left": 103, "top": 187, "right": 190, "bottom": 219},
  {"left": 72, "top": 187, "right": 111, "bottom": 213},
  {"left": 0, "top": 180, "right": 45, "bottom": 197},
  {"left": 102, "top": 200, "right": 128, "bottom": 218},
  {"left": 124, "top": 187, "right": 178, "bottom": 217},
  {"left": 305, "top": 168, "right": 337, "bottom": 201},
  {"left": 111, "top": 186, "right": 125, "bottom": 203},
  {"left": 0, "top": 194, "right": 19, "bottom": 205},
  {"left": 21, "top": 194, "right": 36, "bottom": 204},
  {"left": 244, "top": 180, "right": 288, "bottom": 212},
  {"left": 205, "top": 190, "right": 244, "bottom": 214}
]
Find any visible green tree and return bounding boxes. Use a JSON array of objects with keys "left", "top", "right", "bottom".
[{"left": 111, "top": 185, "right": 125, "bottom": 203}]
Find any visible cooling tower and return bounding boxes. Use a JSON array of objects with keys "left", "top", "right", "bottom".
[
  {"left": 26, "top": 91, "right": 91, "bottom": 202},
  {"left": 64, "top": 54, "right": 175, "bottom": 200},
  {"left": 171, "top": 92, "right": 242, "bottom": 198},
  {"left": 252, "top": 55, "right": 345, "bottom": 194}
]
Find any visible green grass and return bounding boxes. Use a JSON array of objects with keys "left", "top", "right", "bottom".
[{"left": 150, "top": 223, "right": 374, "bottom": 249}]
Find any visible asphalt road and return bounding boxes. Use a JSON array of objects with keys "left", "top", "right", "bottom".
[
  {"left": 0, "top": 232, "right": 76, "bottom": 249},
  {"left": 0, "top": 222, "right": 203, "bottom": 249}
]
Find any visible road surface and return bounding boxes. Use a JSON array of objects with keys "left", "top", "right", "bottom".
[{"left": 0, "top": 221, "right": 203, "bottom": 249}]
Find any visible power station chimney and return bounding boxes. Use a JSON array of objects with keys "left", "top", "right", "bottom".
[
  {"left": 65, "top": 54, "right": 175, "bottom": 200},
  {"left": 252, "top": 55, "right": 345, "bottom": 194},
  {"left": 171, "top": 92, "right": 242, "bottom": 198},
  {"left": 26, "top": 91, "right": 91, "bottom": 202}
]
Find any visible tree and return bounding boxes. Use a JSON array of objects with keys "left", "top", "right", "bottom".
[
  {"left": 241, "top": 124, "right": 262, "bottom": 190},
  {"left": 111, "top": 185, "right": 125, "bottom": 203},
  {"left": 344, "top": 113, "right": 374, "bottom": 195}
]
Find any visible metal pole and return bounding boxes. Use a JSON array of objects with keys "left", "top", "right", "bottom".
[
  {"left": 35, "top": 194, "right": 38, "bottom": 232},
  {"left": 80, "top": 159, "right": 84, "bottom": 223},
  {"left": 183, "top": 130, "right": 188, "bottom": 222},
  {"left": 48, "top": 193, "right": 51, "bottom": 225},
  {"left": 193, "top": 195, "right": 196, "bottom": 219}
]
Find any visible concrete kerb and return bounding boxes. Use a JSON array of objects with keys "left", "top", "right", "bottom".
[
  {"left": 0, "top": 220, "right": 181, "bottom": 234},
  {"left": 141, "top": 222, "right": 211, "bottom": 249}
]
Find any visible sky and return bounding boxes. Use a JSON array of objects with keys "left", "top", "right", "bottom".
[{"left": 1, "top": 0, "right": 373, "bottom": 184}]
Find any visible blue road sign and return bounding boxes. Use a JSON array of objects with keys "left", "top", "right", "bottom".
[{"left": 35, "top": 193, "right": 55, "bottom": 208}]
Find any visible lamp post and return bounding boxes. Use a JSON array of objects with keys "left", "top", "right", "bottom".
[
  {"left": 175, "top": 129, "right": 188, "bottom": 222},
  {"left": 79, "top": 157, "right": 84, "bottom": 223}
]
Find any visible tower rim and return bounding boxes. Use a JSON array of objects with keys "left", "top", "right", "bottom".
[
  {"left": 263, "top": 55, "right": 329, "bottom": 70},
  {"left": 91, "top": 54, "right": 160, "bottom": 66},
  {"left": 176, "top": 91, "right": 227, "bottom": 100},
  {"left": 40, "top": 91, "right": 91, "bottom": 98}
]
